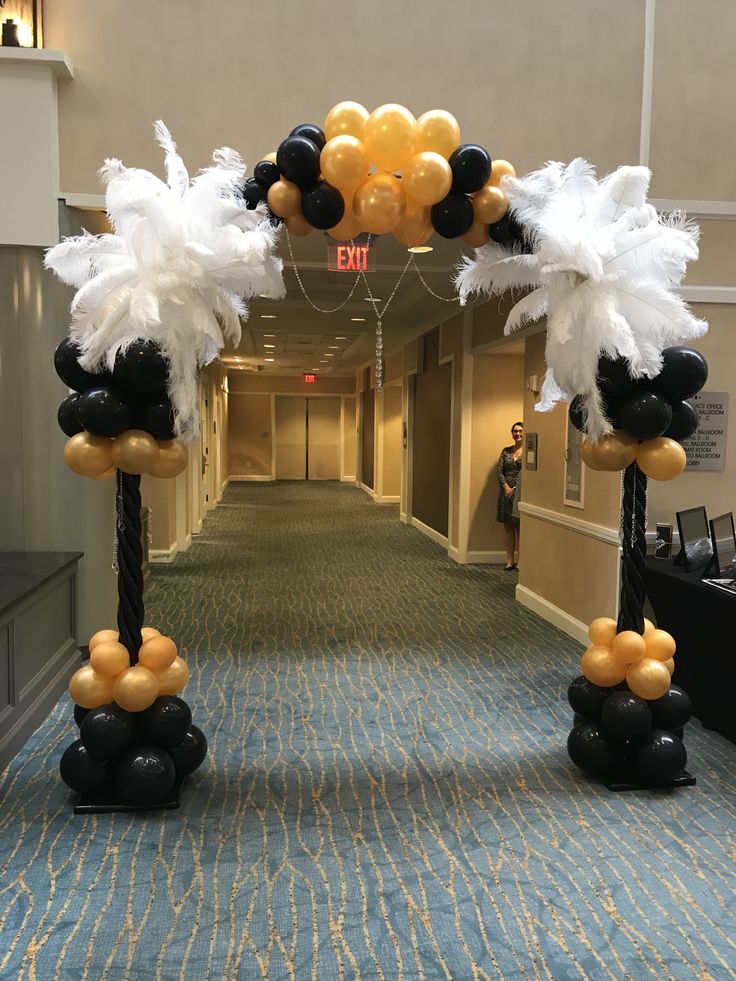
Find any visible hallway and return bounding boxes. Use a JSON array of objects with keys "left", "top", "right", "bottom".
[{"left": 1, "top": 483, "right": 735, "bottom": 979}]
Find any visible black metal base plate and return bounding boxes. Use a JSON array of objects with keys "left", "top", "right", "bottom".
[
  {"left": 74, "top": 775, "right": 185, "bottom": 814},
  {"left": 602, "top": 769, "right": 696, "bottom": 792}
]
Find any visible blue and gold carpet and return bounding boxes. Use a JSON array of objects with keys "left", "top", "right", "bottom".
[{"left": 1, "top": 482, "right": 735, "bottom": 979}]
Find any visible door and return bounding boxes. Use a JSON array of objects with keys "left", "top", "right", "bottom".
[
  {"left": 275, "top": 396, "right": 307, "bottom": 479},
  {"left": 361, "top": 388, "right": 375, "bottom": 490},
  {"left": 307, "top": 397, "right": 340, "bottom": 480}
]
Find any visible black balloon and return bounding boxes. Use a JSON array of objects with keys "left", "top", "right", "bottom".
[
  {"left": 54, "top": 337, "right": 107, "bottom": 392},
  {"left": 266, "top": 208, "right": 284, "bottom": 227},
  {"left": 290, "top": 123, "right": 327, "bottom": 152},
  {"left": 633, "top": 729, "right": 686, "bottom": 784},
  {"left": 253, "top": 160, "right": 280, "bottom": 189},
  {"left": 600, "top": 691, "right": 652, "bottom": 742},
  {"left": 649, "top": 685, "right": 692, "bottom": 731},
  {"left": 80, "top": 704, "right": 137, "bottom": 761},
  {"left": 652, "top": 346, "right": 708, "bottom": 402},
  {"left": 448, "top": 143, "right": 492, "bottom": 193},
  {"left": 488, "top": 213, "right": 527, "bottom": 248},
  {"left": 74, "top": 703, "right": 90, "bottom": 728},
  {"left": 567, "top": 675, "right": 611, "bottom": 720},
  {"left": 240, "top": 178, "right": 268, "bottom": 210},
  {"left": 597, "top": 356, "right": 637, "bottom": 393},
  {"left": 59, "top": 739, "right": 109, "bottom": 794},
  {"left": 135, "top": 394, "right": 176, "bottom": 440},
  {"left": 664, "top": 400, "right": 699, "bottom": 442},
  {"left": 567, "top": 721, "right": 623, "bottom": 776},
  {"left": 115, "top": 746, "right": 176, "bottom": 806},
  {"left": 168, "top": 725, "right": 208, "bottom": 776},
  {"left": 277, "top": 136, "right": 321, "bottom": 188},
  {"left": 619, "top": 390, "right": 673, "bottom": 441},
  {"left": 77, "top": 385, "right": 133, "bottom": 438},
  {"left": 301, "top": 182, "right": 345, "bottom": 230},
  {"left": 431, "top": 191, "right": 474, "bottom": 239},
  {"left": 58, "top": 393, "right": 84, "bottom": 437},
  {"left": 112, "top": 340, "right": 169, "bottom": 394},
  {"left": 137, "top": 696, "right": 192, "bottom": 749},
  {"left": 568, "top": 396, "right": 585, "bottom": 433}
]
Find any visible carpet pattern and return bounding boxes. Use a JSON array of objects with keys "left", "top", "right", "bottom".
[{"left": 1, "top": 482, "right": 735, "bottom": 980}]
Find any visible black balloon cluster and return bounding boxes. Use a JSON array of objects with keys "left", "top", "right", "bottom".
[
  {"left": 60, "top": 696, "right": 207, "bottom": 806},
  {"left": 569, "top": 346, "right": 708, "bottom": 443},
  {"left": 55, "top": 337, "right": 176, "bottom": 442},
  {"left": 567, "top": 675, "right": 691, "bottom": 785}
]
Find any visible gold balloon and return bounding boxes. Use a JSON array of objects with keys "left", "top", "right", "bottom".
[
  {"left": 111, "top": 430, "right": 159, "bottom": 475},
  {"left": 264, "top": 151, "right": 278, "bottom": 164},
  {"left": 141, "top": 626, "right": 161, "bottom": 643},
  {"left": 588, "top": 617, "right": 617, "bottom": 647},
  {"left": 581, "top": 645, "right": 627, "bottom": 687},
  {"left": 415, "top": 109, "right": 461, "bottom": 159},
  {"left": 64, "top": 433, "right": 114, "bottom": 478},
  {"left": 92, "top": 466, "right": 116, "bottom": 481},
  {"left": 267, "top": 178, "right": 301, "bottom": 219},
  {"left": 636, "top": 437, "right": 687, "bottom": 481},
  {"left": 363, "top": 104, "right": 416, "bottom": 172},
  {"left": 473, "top": 185, "right": 508, "bottom": 224},
  {"left": 324, "top": 101, "right": 370, "bottom": 141},
  {"left": 149, "top": 440, "right": 188, "bottom": 479},
  {"left": 581, "top": 431, "right": 637, "bottom": 472},
  {"left": 489, "top": 159, "right": 516, "bottom": 187},
  {"left": 643, "top": 617, "right": 656, "bottom": 636},
  {"left": 393, "top": 198, "right": 432, "bottom": 247},
  {"left": 286, "top": 209, "right": 313, "bottom": 237},
  {"left": 69, "top": 664, "right": 114, "bottom": 709},
  {"left": 402, "top": 151, "right": 452, "bottom": 206},
  {"left": 90, "top": 640, "right": 130, "bottom": 679},
  {"left": 626, "top": 658, "right": 671, "bottom": 700},
  {"left": 328, "top": 205, "right": 363, "bottom": 241},
  {"left": 644, "top": 628, "right": 676, "bottom": 662},
  {"left": 113, "top": 664, "right": 160, "bottom": 712},
  {"left": 462, "top": 219, "right": 490, "bottom": 248},
  {"left": 320, "top": 136, "right": 370, "bottom": 189},
  {"left": 156, "top": 656, "right": 190, "bottom": 695},
  {"left": 138, "top": 635, "right": 177, "bottom": 672},
  {"left": 353, "top": 173, "right": 406, "bottom": 234},
  {"left": 611, "top": 629, "right": 647, "bottom": 666},
  {"left": 664, "top": 657, "right": 675, "bottom": 676},
  {"left": 89, "top": 628, "right": 119, "bottom": 652}
]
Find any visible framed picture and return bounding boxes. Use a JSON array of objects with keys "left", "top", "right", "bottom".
[{"left": 564, "top": 416, "right": 585, "bottom": 509}]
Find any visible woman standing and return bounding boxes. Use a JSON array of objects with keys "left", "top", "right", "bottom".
[{"left": 496, "top": 422, "right": 524, "bottom": 571}]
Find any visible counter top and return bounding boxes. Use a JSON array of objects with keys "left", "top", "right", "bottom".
[{"left": 0, "top": 551, "right": 83, "bottom": 616}]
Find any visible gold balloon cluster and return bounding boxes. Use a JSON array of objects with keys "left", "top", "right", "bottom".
[
  {"left": 267, "top": 102, "right": 515, "bottom": 248},
  {"left": 581, "top": 617, "right": 675, "bottom": 700},
  {"left": 64, "top": 430, "right": 188, "bottom": 480},
  {"left": 69, "top": 626, "right": 190, "bottom": 712},
  {"left": 581, "top": 432, "right": 687, "bottom": 481}
]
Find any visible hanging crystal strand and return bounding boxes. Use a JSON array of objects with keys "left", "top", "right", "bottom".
[{"left": 375, "top": 319, "right": 383, "bottom": 391}]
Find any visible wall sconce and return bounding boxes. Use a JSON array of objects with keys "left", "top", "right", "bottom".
[{"left": 0, "top": 0, "right": 42, "bottom": 48}]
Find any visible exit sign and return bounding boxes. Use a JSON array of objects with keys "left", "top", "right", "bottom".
[
  {"left": 327, "top": 242, "right": 376, "bottom": 272},
  {"left": 304, "top": 373, "right": 316, "bottom": 384}
]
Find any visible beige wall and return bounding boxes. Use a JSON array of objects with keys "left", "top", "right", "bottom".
[
  {"left": 342, "top": 396, "right": 357, "bottom": 480},
  {"left": 468, "top": 352, "right": 525, "bottom": 553},
  {"left": 228, "top": 394, "right": 272, "bottom": 478},
  {"left": 440, "top": 315, "right": 464, "bottom": 549},
  {"left": 381, "top": 386, "right": 402, "bottom": 499},
  {"left": 228, "top": 373, "right": 355, "bottom": 396}
]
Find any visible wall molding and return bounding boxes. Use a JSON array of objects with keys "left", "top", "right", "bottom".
[
  {"left": 228, "top": 474, "right": 273, "bottom": 481},
  {"left": 410, "top": 515, "right": 449, "bottom": 549},
  {"left": 341, "top": 475, "right": 356, "bottom": 483},
  {"left": 516, "top": 584, "right": 588, "bottom": 646},
  {"left": 639, "top": 0, "right": 655, "bottom": 167},
  {"left": 373, "top": 494, "right": 400, "bottom": 505},
  {"left": 677, "top": 286, "right": 736, "bottom": 304},
  {"left": 359, "top": 481, "right": 375, "bottom": 499},
  {"left": 449, "top": 547, "right": 506, "bottom": 565},
  {"left": 518, "top": 501, "right": 621, "bottom": 546}
]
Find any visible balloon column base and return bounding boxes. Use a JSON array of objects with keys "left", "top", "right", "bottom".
[
  {"left": 73, "top": 775, "right": 186, "bottom": 814},
  {"left": 601, "top": 769, "right": 695, "bottom": 793}
]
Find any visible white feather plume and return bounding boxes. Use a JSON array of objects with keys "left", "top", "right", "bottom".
[
  {"left": 455, "top": 159, "right": 707, "bottom": 439},
  {"left": 45, "top": 120, "right": 285, "bottom": 439}
]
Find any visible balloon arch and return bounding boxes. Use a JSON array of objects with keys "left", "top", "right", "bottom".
[{"left": 45, "top": 101, "right": 707, "bottom": 810}]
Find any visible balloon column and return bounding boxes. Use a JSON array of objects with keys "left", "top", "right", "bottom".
[{"left": 243, "top": 102, "right": 518, "bottom": 250}]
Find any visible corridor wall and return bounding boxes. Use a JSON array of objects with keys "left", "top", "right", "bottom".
[
  {"left": 412, "top": 327, "right": 452, "bottom": 540},
  {"left": 228, "top": 394, "right": 272, "bottom": 479}
]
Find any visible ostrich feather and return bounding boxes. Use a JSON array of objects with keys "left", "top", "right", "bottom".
[
  {"left": 46, "top": 121, "right": 285, "bottom": 439},
  {"left": 454, "top": 158, "right": 706, "bottom": 439}
]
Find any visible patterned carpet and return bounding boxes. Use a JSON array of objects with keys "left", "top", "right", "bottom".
[{"left": 1, "top": 482, "right": 735, "bottom": 980}]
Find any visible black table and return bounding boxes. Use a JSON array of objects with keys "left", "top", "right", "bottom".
[{"left": 646, "top": 556, "right": 736, "bottom": 744}]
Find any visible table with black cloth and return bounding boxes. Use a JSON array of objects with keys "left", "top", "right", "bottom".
[{"left": 646, "top": 556, "right": 736, "bottom": 744}]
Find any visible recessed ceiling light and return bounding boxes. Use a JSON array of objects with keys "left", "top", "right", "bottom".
[
  {"left": 324, "top": 353, "right": 334, "bottom": 357},
  {"left": 265, "top": 357, "right": 275, "bottom": 362},
  {"left": 320, "top": 359, "right": 328, "bottom": 363},
  {"left": 364, "top": 296, "right": 382, "bottom": 302},
  {"left": 351, "top": 317, "right": 366, "bottom": 322},
  {"left": 335, "top": 336, "right": 347, "bottom": 340},
  {"left": 407, "top": 245, "right": 433, "bottom": 254},
  {"left": 260, "top": 314, "right": 276, "bottom": 319},
  {"left": 263, "top": 333, "right": 276, "bottom": 337},
  {"left": 263, "top": 343, "right": 275, "bottom": 348},
  {"left": 328, "top": 345, "right": 339, "bottom": 349}
]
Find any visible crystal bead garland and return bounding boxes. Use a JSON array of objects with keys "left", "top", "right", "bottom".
[{"left": 375, "top": 320, "right": 383, "bottom": 391}]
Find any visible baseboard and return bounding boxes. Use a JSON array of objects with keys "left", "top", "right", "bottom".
[
  {"left": 373, "top": 494, "right": 400, "bottom": 504},
  {"left": 359, "top": 482, "right": 376, "bottom": 499},
  {"left": 449, "top": 548, "right": 506, "bottom": 565},
  {"left": 192, "top": 518, "right": 203, "bottom": 536},
  {"left": 400, "top": 511, "right": 408, "bottom": 524},
  {"left": 228, "top": 474, "right": 274, "bottom": 481},
  {"left": 341, "top": 475, "right": 357, "bottom": 483},
  {"left": 180, "top": 533, "right": 192, "bottom": 552},
  {"left": 515, "top": 584, "right": 588, "bottom": 646},
  {"left": 410, "top": 516, "right": 449, "bottom": 549},
  {"left": 149, "top": 543, "right": 178, "bottom": 564}
]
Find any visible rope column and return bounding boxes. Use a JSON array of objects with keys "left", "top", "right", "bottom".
[
  {"left": 617, "top": 461, "right": 648, "bottom": 635},
  {"left": 115, "top": 470, "right": 144, "bottom": 663}
]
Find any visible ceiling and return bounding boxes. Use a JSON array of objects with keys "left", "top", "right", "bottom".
[{"left": 224, "top": 229, "right": 479, "bottom": 378}]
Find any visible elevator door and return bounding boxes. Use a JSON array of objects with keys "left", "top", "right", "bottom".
[
  {"left": 275, "top": 397, "right": 307, "bottom": 479},
  {"left": 307, "top": 397, "right": 340, "bottom": 480}
]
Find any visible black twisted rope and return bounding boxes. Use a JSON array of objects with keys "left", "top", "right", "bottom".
[
  {"left": 116, "top": 470, "right": 144, "bottom": 663},
  {"left": 617, "top": 461, "right": 648, "bottom": 634}
]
